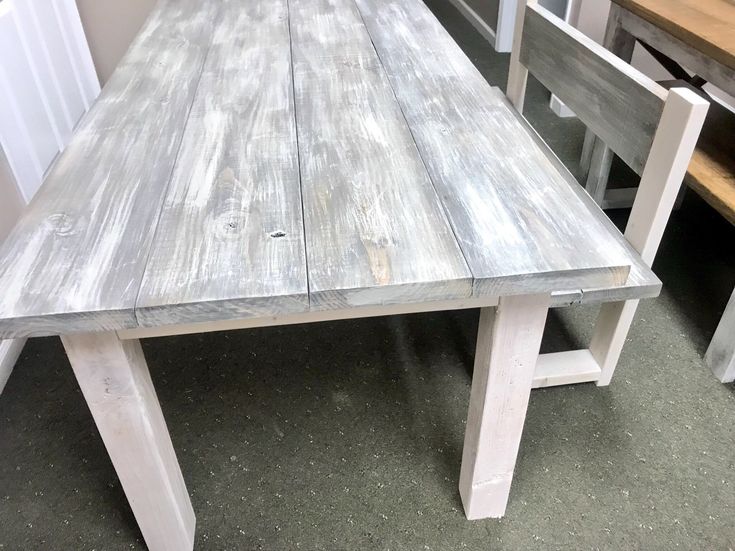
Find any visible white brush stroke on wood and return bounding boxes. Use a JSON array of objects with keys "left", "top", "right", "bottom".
[
  {"left": 136, "top": 0, "right": 308, "bottom": 327},
  {"left": 289, "top": 0, "right": 472, "bottom": 310},
  {"left": 0, "top": 0, "right": 217, "bottom": 337}
]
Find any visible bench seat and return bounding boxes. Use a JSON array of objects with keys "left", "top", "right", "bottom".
[{"left": 0, "top": 0, "right": 659, "bottom": 339}]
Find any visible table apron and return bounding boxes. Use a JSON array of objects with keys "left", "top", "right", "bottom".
[{"left": 617, "top": 8, "right": 735, "bottom": 98}]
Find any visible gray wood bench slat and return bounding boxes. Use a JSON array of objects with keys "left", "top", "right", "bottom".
[
  {"left": 506, "top": 107, "right": 662, "bottom": 305},
  {"left": 519, "top": 4, "right": 666, "bottom": 176},
  {"left": 135, "top": 0, "right": 308, "bottom": 327},
  {"left": 289, "top": 0, "right": 473, "bottom": 310},
  {"left": 355, "top": 0, "right": 646, "bottom": 297},
  {"left": 0, "top": 0, "right": 217, "bottom": 338}
]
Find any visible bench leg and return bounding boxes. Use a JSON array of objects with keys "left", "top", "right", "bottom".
[
  {"left": 705, "top": 287, "right": 735, "bottom": 383},
  {"left": 584, "top": 138, "right": 615, "bottom": 205},
  {"left": 61, "top": 332, "right": 195, "bottom": 551},
  {"left": 589, "top": 299, "right": 640, "bottom": 387},
  {"left": 459, "top": 294, "right": 550, "bottom": 519}
]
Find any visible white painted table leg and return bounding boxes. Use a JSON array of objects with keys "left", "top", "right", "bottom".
[
  {"left": 459, "top": 293, "right": 550, "bottom": 519},
  {"left": 61, "top": 332, "right": 195, "bottom": 551},
  {"left": 705, "top": 287, "right": 735, "bottom": 383}
]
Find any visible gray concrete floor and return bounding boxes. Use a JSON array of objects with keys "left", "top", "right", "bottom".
[{"left": 2, "top": 2, "right": 735, "bottom": 549}]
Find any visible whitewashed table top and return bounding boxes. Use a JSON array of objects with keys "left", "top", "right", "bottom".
[{"left": 0, "top": 0, "right": 659, "bottom": 338}]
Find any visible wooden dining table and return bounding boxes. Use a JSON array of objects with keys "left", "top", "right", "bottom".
[{"left": 0, "top": 0, "right": 659, "bottom": 548}]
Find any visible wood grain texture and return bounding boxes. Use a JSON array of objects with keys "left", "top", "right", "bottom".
[
  {"left": 0, "top": 0, "right": 217, "bottom": 338},
  {"left": 0, "top": 0, "right": 668, "bottom": 338},
  {"left": 613, "top": 0, "right": 735, "bottom": 71},
  {"left": 519, "top": 4, "right": 666, "bottom": 176},
  {"left": 135, "top": 0, "right": 308, "bottom": 327},
  {"left": 289, "top": 0, "right": 473, "bottom": 310},
  {"left": 615, "top": 7, "right": 735, "bottom": 98},
  {"left": 356, "top": 0, "right": 638, "bottom": 297},
  {"left": 506, "top": 106, "right": 662, "bottom": 304}
]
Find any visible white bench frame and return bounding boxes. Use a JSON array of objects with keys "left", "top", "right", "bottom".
[{"left": 507, "top": 0, "right": 708, "bottom": 389}]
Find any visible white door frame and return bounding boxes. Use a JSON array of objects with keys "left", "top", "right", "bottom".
[{"left": 448, "top": 0, "right": 518, "bottom": 52}]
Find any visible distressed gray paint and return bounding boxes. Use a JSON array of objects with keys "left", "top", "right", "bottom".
[
  {"left": 0, "top": 0, "right": 662, "bottom": 338},
  {"left": 504, "top": 104, "right": 661, "bottom": 305},
  {"left": 289, "top": 0, "right": 473, "bottom": 310},
  {"left": 355, "top": 0, "right": 636, "bottom": 297},
  {"left": 135, "top": 0, "right": 308, "bottom": 327},
  {"left": 519, "top": 4, "right": 666, "bottom": 176},
  {"left": 0, "top": 0, "right": 217, "bottom": 337}
]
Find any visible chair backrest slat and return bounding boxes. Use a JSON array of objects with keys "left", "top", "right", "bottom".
[{"left": 517, "top": 4, "right": 666, "bottom": 176}]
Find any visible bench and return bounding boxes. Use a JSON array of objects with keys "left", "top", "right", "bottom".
[
  {"left": 580, "top": 75, "right": 735, "bottom": 382},
  {"left": 0, "top": 0, "right": 706, "bottom": 548},
  {"left": 574, "top": 0, "right": 735, "bottom": 382}
]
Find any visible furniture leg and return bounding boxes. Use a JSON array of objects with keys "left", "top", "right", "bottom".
[
  {"left": 459, "top": 293, "right": 550, "bottom": 519},
  {"left": 582, "top": 4, "right": 636, "bottom": 204},
  {"left": 590, "top": 299, "right": 640, "bottom": 386},
  {"left": 705, "top": 286, "right": 735, "bottom": 383},
  {"left": 585, "top": 137, "right": 615, "bottom": 204},
  {"left": 590, "top": 88, "right": 707, "bottom": 386},
  {"left": 61, "top": 332, "right": 195, "bottom": 551},
  {"left": 579, "top": 128, "right": 596, "bottom": 178}
]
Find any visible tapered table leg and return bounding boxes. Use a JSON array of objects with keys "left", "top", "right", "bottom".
[
  {"left": 62, "top": 332, "right": 195, "bottom": 551},
  {"left": 459, "top": 294, "right": 550, "bottom": 519},
  {"left": 705, "top": 286, "right": 735, "bottom": 383}
]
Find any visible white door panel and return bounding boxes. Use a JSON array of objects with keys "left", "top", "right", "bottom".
[{"left": 0, "top": 0, "right": 99, "bottom": 201}]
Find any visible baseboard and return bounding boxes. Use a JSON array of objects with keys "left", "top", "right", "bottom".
[
  {"left": 549, "top": 94, "right": 576, "bottom": 118},
  {"left": 0, "top": 338, "right": 26, "bottom": 394},
  {"left": 447, "top": 0, "right": 498, "bottom": 47}
]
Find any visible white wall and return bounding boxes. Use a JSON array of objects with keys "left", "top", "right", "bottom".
[
  {"left": 75, "top": 0, "right": 156, "bottom": 84},
  {"left": 0, "top": 148, "right": 23, "bottom": 242}
]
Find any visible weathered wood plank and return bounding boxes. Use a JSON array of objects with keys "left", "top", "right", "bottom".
[
  {"left": 613, "top": 0, "right": 735, "bottom": 72},
  {"left": 135, "top": 0, "right": 307, "bottom": 327},
  {"left": 356, "top": 0, "right": 636, "bottom": 297},
  {"left": 615, "top": 6, "right": 735, "bottom": 99},
  {"left": 289, "top": 0, "right": 472, "bottom": 310},
  {"left": 506, "top": 103, "right": 662, "bottom": 304},
  {"left": 519, "top": 4, "right": 666, "bottom": 176},
  {"left": 0, "top": 0, "right": 217, "bottom": 338}
]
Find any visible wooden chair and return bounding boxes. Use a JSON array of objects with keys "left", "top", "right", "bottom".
[{"left": 506, "top": 0, "right": 709, "bottom": 386}]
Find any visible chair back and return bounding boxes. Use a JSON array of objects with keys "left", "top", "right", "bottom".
[{"left": 508, "top": 2, "right": 666, "bottom": 176}]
